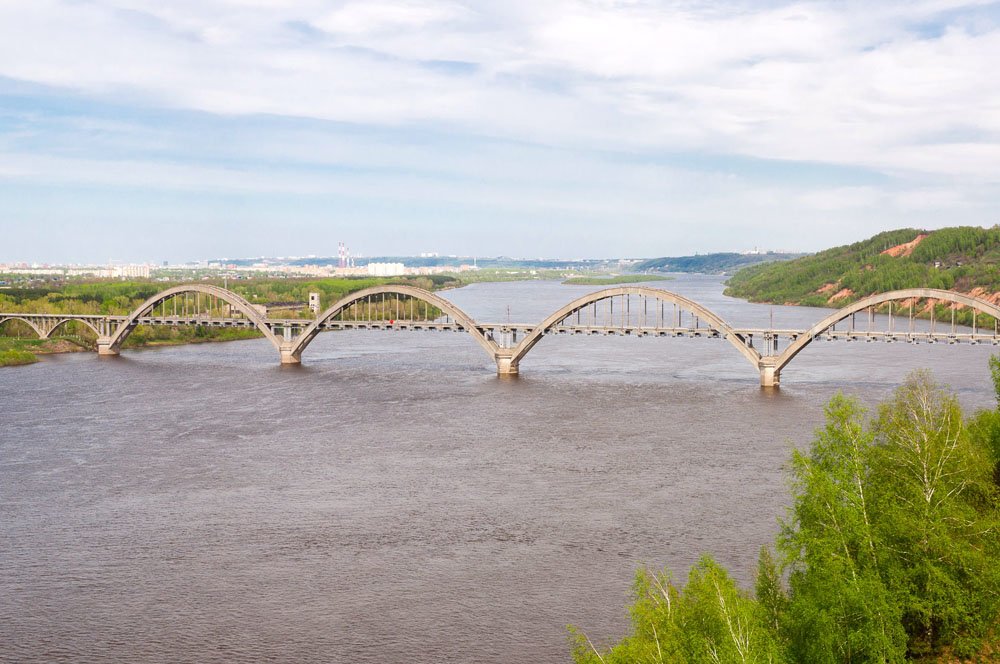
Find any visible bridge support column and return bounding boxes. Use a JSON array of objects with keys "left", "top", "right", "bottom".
[
  {"left": 96, "top": 338, "right": 119, "bottom": 357},
  {"left": 495, "top": 354, "right": 519, "bottom": 376},
  {"left": 759, "top": 361, "right": 780, "bottom": 388},
  {"left": 279, "top": 346, "right": 301, "bottom": 365}
]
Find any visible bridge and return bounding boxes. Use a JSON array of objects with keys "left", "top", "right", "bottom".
[{"left": 2, "top": 284, "right": 999, "bottom": 387}]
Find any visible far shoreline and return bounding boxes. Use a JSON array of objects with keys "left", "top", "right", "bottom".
[{"left": 561, "top": 274, "right": 673, "bottom": 286}]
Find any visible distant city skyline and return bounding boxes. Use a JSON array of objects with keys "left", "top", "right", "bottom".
[
  {"left": 0, "top": 245, "right": 802, "bottom": 267},
  {"left": 1, "top": 1, "right": 998, "bottom": 263}
]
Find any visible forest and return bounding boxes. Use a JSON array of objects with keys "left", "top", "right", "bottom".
[
  {"left": 635, "top": 252, "right": 803, "bottom": 275},
  {"left": 725, "top": 227, "right": 1000, "bottom": 323},
  {"left": 0, "top": 274, "right": 460, "bottom": 316}
]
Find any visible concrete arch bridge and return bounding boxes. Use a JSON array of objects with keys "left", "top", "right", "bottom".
[{"left": 2, "top": 284, "right": 999, "bottom": 387}]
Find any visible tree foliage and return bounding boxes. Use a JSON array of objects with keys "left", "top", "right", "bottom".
[
  {"left": 0, "top": 275, "right": 460, "bottom": 348},
  {"left": 571, "top": 557, "right": 785, "bottom": 664},
  {"left": 724, "top": 226, "right": 1000, "bottom": 328},
  {"left": 634, "top": 252, "right": 804, "bottom": 275},
  {"left": 780, "top": 394, "right": 908, "bottom": 663},
  {"left": 870, "top": 375, "right": 1000, "bottom": 656},
  {"left": 574, "top": 368, "right": 1000, "bottom": 663},
  {"left": 0, "top": 275, "right": 459, "bottom": 316}
]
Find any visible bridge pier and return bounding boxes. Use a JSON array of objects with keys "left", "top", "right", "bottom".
[
  {"left": 759, "top": 361, "right": 780, "bottom": 388},
  {"left": 96, "top": 338, "right": 119, "bottom": 357},
  {"left": 495, "top": 354, "right": 519, "bottom": 376},
  {"left": 279, "top": 347, "right": 301, "bottom": 365}
]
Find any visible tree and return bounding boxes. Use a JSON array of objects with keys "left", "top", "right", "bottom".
[
  {"left": 572, "top": 368, "right": 1000, "bottom": 662},
  {"left": 968, "top": 355, "right": 1000, "bottom": 488},
  {"left": 571, "top": 557, "right": 784, "bottom": 664},
  {"left": 780, "top": 373, "right": 1000, "bottom": 660},
  {"left": 871, "top": 372, "right": 1000, "bottom": 656},
  {"left": 779, "top": 394, "right": 907, "bottom": 663}
]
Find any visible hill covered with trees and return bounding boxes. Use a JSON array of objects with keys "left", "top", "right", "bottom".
[{"left": 725, "top": 226, "right": 1000, "bottom": 309}]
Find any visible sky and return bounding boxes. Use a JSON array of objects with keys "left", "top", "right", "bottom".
[{"left": 0, "top": 0, "right": 998, "bottom": 263}]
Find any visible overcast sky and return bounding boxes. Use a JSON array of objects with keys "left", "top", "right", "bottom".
[{"left": 1, "top": 0, "right": 998, "bottom": 263}]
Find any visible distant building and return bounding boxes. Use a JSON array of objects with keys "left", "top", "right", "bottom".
[
  {"left": 111, "top": 264, "right": 150, "bottom": 278},
  {"left": 309, "top": 292, "right": 321, "bottom": 314},
  {"left": 253, "top": 301, "right": 306, "bottom": 317},
  {"left": 367, "top": 262, "right": 406, "bottom": 277}
]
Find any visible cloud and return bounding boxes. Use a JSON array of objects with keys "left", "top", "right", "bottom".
[
  {"left": 0, "top": 0, "right": 998, "bottom": 260},
  {"left": 1, "top": 1, "right": 997, "bottom": 176},
  {"left": 313, "top": 2, "right": 470, "bottom": 35}
]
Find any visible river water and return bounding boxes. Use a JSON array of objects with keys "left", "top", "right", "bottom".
[{"left": 2, "top": 275, "right": 997, "bottom": 663}]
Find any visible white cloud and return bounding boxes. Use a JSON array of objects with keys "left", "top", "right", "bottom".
[
  {"left": 0, "top": 0, "right": 998, "bottom": 260},
  {"left": 0, "top": 0, "right": 996, "bottom": 181},
  {"left": 313, "top": 2, "right": 470, "bottom": 35}
]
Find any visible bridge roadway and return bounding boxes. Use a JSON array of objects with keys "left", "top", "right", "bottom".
[
  {"left": 3, "top": 284, "right": 1000, "bottom": 386},
  {"left": 8, "top": 314, "right": 1000, "bottom": 346}
]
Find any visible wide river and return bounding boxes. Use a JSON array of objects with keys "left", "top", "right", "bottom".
[{"left": 2, "top": 275, "right": 997, "bottom": 663}]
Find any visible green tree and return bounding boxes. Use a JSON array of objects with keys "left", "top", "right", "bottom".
[
  {"left": 571, "top": 557, "right": 784, "bottom": 664},
  {"left": 870, "top": 372, "right": 1000, "bottom": 656},
  {"left": 968, "top": 355, "right": 1000, "bottom": 488},
  {"left": 779, "top": 394, "right": 907, "bottom": 663},
  {"left": 754, "top": 547, "right": 787, "bottom": 646},
  {"left": 576, "top": 368, "right": 1000, "bottom": 663}
]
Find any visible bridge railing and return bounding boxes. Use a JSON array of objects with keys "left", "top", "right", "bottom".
[{"left": 5, "top": 285, "right": 1000, "bottom": 386}]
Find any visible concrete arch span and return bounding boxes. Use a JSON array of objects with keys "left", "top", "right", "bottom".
[
  {"left": 45, "top": 317, "right": 103, "bottom": 339},
  {"left": 767, "top": 288, "right": 1000, "bottom": 386},
  {"left": 100, "top": 284, "right": 281, "bottom": 356},
  {"left": 505, "top": 286, "right": 762, "bottom": 373},
  {"left": 0, "top": 316, "right": 45, "bottom": 338},
  {"left": 1, "top": 315, "right": 102, "bottom": 340},
  {"left": 285, "top": 285, "right": 501, "bottom": 365}
]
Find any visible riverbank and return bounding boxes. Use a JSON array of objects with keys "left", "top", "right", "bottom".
[
  {"left": 123, "top": 333, "right": 262, "bottom": 349},
  {"left": 120, "top": 326, "right": 262, "bottom": 349},
  {"left": 0, "top": 337, "right": 91, "bottom": 366},
  {"left": 0, "top": 329, "right": 265, "bottom": 366},
  {"left": 0, "top": 348, "right": 37, "bottom": 366},
  {"left": 561, "top": 274, "right": 672, "bottom": 286},
  {"left": 0, "top": 275, "right": 455, "bottom": 365}
]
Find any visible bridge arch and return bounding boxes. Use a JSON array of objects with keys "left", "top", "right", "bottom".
[
  {"left": 509, "top": 286, "right": 762, "bottom": 369},
  {"left": 287, "top": 285, "right": 500, "bottom": 364},
  {"left": 46, "top": 317, "right": 103, "bottom": 339},
  {"left": 0, "top": 316, "right": 45, "bottom": 339},
  {"left": 103, "top": 284, "right": 281, "bottom": 354},
  {"left": 774, "top": 288, "right": 1000, "bottom": 376}
]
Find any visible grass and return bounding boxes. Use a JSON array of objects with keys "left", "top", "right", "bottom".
[
  {"left": 562, "top": 274, "right": 673, "bottom": 286},
  {"left": 0, "top": 337, "right": 56, "bottom": 352},
  {"left": 122, "top": 327, "right": 262, "bottom": 348},
  {"left": 449, "top": 268, "right": 567, "bottom": 284},
  {"left": 0, "top": 336, "right": 94, "bottom": 367},
  {"left": 0, "top": 327, "right": 267, "bottom": 367},
  {"left": 0, "top": 348, "right": 37, "bottom": 366},
  {"left": 0, "top": 328, "right": 266, "bottom": 366}
]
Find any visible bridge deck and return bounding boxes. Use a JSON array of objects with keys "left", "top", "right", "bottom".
[
  {"left": 7, "top": 284, "right": 1000, "bottom": 388},
  {"left": 4, "top": 313, "right": 997, "bottom": 345}
]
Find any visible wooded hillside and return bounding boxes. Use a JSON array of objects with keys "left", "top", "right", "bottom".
[{"left": 725, "top": 226, "right": 1000, "bottom": 307}]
